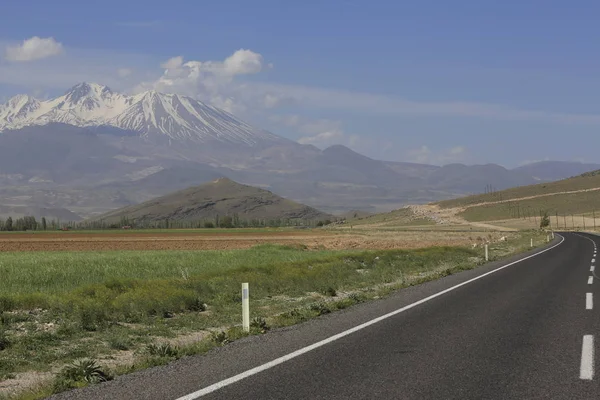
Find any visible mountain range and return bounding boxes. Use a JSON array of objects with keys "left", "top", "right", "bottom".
[{"left": 0, "top": 82, "right": 599, "bottom": 220}]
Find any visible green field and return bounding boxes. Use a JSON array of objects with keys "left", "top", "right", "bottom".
[{"left": 0, "top": 232, "right": 546, "bottom": 399}]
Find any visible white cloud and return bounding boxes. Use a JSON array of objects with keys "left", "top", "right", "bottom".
[
  {"left": 223, "top": 49, "right": 263, "bottom": 75},
  {"left": 161, "top": 56, "right": 183, "bottom": 70},
  {"left": 269, "top": 114, "right": 351, "bottom": 147},
  {"left": 134, "top": 49, "right": 266, "bottom": 113},
  {"left": 117, "top": 68, "right": 133, "bottom": 78},
  {"left": 4, "top": 37, "right": 64, "bottom": 62},
  {"left": 298, "top": 131, "right": 344, "bottom": 145},
  {"left": 407, "top": 145, "right": 468, "bottom": 165}
]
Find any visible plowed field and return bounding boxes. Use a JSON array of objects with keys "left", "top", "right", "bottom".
[{"left": 0, "top": 230, "right": 477, "bottom": 252}]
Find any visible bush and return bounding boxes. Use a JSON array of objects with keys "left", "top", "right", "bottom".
[
  {"left": 540, "top": 212, "right": 550, "bottom": 229},
  {"left": 204, "top": 221, "right": 215, "bottom": 228},
  {"left": 322, "top": 286, "right": 337, "bottom": 297}
]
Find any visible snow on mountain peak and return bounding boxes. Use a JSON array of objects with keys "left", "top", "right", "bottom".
[
  {"left": 0, "top": 83, "right": 279, "bottom": 145},
  {"left": 63, "top": 82, "right": 113, "bottom": 104}
]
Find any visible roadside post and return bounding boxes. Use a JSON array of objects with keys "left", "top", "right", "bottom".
[
  {"left": 242, "top": 283, "right": 250, "bottom": 332},
  {"left": 485, "top": 244, "right": 489, "bottom": 262},
  {"left": 531, "top": 238, "right": 533, "bottom": 248}
]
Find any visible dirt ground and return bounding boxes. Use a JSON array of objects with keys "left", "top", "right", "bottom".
[{"left": 0, "top": 230, "right": 486, "bottom": 252}]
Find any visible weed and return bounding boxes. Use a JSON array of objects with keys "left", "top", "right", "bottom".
[
  {"left": 348, "top": 293, "right": 365, "bottom": 303},
  {"left": 0, "top": 329, "right": 10, "bottom": 351},
  {"left": 250, "top": 317, "right": 270, "bottom": 333},
  {"left": 322, "top": 286, "right": 337, "bottom": 297},
  {"left": 210, "top": 331, "right": 230, "bottom": 345},
  {"left": 309, "top": 303, "right": 331, "bottom": 316},
  {"left": 53, "top": 358, "right": 112, "bottom": 393},
  {"left": 188, "top": 298, "right": 207, "bottom": 312},
  {"left": 146, "top": 343, "right": 179, "bottom": 358},
  {"left": 108, "top": 335, "right": 132, "bottom": 351}
]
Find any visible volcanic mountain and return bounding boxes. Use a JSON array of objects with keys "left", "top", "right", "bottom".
[
  {"left": 1, "top": 82, "right": 600, "bottom": 218},
  {"left": 0, "top": 82, "right": 282, "bottom": 145}
]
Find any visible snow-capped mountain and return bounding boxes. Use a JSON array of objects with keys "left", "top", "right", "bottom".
[{"left": 0, "top": 83, "right": 279, "bottom": 145}]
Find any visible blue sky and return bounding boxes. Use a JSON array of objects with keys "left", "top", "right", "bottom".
[{"left": 1, "top": 0, "right": 600, "bottom": 167}]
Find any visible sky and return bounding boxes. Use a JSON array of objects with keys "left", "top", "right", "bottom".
[{"left": 1, "top": 0, "right": 600, "bottom": 167}]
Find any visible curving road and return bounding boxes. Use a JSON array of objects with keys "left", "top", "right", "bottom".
[{"left": 51, "top": 232, "right": 600, "bottom": 400}]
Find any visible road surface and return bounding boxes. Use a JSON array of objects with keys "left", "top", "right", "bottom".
[{"left": 50, "top": 232, "right": 600, "bottom": 399}]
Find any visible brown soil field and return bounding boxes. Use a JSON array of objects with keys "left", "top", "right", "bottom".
[{"left": 0, "top": 230, "right": 479, "bottom": 252}]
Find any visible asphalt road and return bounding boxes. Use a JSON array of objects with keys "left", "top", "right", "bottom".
[{"left": 51, "top": 232, "right": 600, "bottom": 400}]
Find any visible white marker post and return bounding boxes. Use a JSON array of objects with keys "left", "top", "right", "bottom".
[
  {"left": 547, "top": 235, "right": 550, "bottom": 243},
  {"left": 531, "top": 238, "right": 533, "bottom": 248},
  {"left": 552, "top": 231, "right": 555, "bottom": 239},
  {"left": 242, "top": 283, "right": 250, "bottom": 332},
  {"left": 485, "top": 244, "right": 489, "bottom": 262}
]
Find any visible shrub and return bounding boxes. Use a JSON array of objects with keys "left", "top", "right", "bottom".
[
  {"left": 322, "top": 286, "right": 337, "bottom": 297},
  {"left": 540, "top": 212, "right": 550, "bottom": 229},
  {"left": 204, "top": 221, "right": 215, "bottom": 228}
]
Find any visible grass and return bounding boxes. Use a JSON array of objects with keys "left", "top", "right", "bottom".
[
  {"left": 0, "top": 233, "right": 546, "bottom": 399},
  {"left": 436, "top": 169, "right": 600, "bottom": 209},
  {"left": 458, "top": 191, "right": 600, "bottom": 222},
  {"left": 342, "top": 208, "right": 435, "bottom": 228}
]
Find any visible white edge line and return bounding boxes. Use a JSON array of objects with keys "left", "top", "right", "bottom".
[
  {"left": 587, "top": 293, "right": 594, "bottom": 310},
  {"left": 581, "top": 335, "right": 594, "bottom": 380},
  {"left": 175, "top": 235, "right": 565, "bottom": 400}
]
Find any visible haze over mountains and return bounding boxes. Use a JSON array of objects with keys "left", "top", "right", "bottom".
[{"left": 0, "top": 82, "right": 599, "bottom": 220}]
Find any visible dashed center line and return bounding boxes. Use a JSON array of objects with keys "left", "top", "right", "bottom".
[
  {"left": 581, "top": 335, "right": 595, "bottom": 380},
  {"left": 589, "top": 276, "right": 594, "bottom": 285},
  {"left": 591, "top": 266, "right": 595, "bottom": 272},
  {"left": 587, "top": 293, "right": 594, "bottom": 310}
]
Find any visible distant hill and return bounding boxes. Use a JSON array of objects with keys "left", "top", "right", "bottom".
[
  {"left": 512, "top": 161, "right": 600, "bottom": 182},
  {"left": 0, "top": 205, "right": 82, "bottom": 222},
  {"left": 90, "top": 178, "right": 333, "bottom": 225},
  {"left": 434, "top": 169, "right": 600, "bottom": 223}
]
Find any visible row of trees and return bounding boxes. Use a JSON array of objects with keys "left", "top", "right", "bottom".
[
  {"left": 0, "top": 216, "right": 54, "bottom": 231},
  {"left": 76, "top": 213, "right": 334, "bottom": 230},
  {"left": 0, "top": 213, "right": 335, "bottom": 232}
]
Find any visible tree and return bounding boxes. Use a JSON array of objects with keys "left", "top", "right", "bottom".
[
  {"left": 221, "top": 216, "right": 234, "bottom": 228},
  {"left": 5, "top": 217, "right": 13, "bottom": 232},
  {"left": 41, "top": 217, "right": 47, "bottom": 231},
  {"left": 540, "top": 211, "right": 550, "bottom": 229}
]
